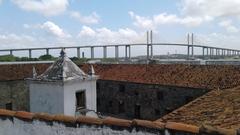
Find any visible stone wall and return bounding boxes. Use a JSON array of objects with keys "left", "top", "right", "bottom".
[
  {"left": 0, "top": 118, "right": 162, "bottom": 135},
  {"left": 0, "top": 80, "right": 209, "bottom": 120},
  {"left": 0, "top": 109, "right": 234, "bottom": 135},
  {"left": 97, "top": 80, "right": 209, "bottom": 120},
  {"left": 0, "top": 80, "right": 29, "bottom": 111}
]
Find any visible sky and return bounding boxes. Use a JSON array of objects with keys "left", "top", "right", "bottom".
[{"left": 1, "top": 0, "right": 240, "bottom": 57}]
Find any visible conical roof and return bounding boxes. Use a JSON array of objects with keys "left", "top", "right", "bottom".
[{"left": 37, "top": 49, "right": 88, "bottom": 81}]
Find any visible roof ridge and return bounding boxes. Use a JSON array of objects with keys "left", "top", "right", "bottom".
[
  {"left": 36, "top": 54, "right": 87, "bottom": 81},
  {"left": 0, "top": 109, "right": 237, "bottom": 134}
]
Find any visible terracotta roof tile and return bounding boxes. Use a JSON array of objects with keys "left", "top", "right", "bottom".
[
  {"left": 0, "top": 109, "right": 238, "bottom": 134},
  {"left": 158, "top": 86, "right": 240, "bottom": 130},
  {"left": 76, "top": 116, "right": 103, "bottom": 125},
  {"left": 103, "top": 117, "right": 132, "bottom": 127},
  {"left": 81, "top": 64, "right": 240, "bottom": 89},
  {"left": 15, "top": 111, "right": 34, "bottom": 120},
  {"left": 1, "top": 63, "right": 240, "bottom": 89},
  {"left": 165, "top": 122, "right": 199, "bottom": 133},
  {"left": 0, "top": 109, "right": 16, "bottom": 117},
  {"left": 53, "top": 114, "right": 76, "bottom": 123},
  {"left": 153, "top": 121, "right": 166, "bottom": 129},
  {"left": 199, "top": 125, "right": 236, "bottom": 135},
  {"left": 33, "top": 113, "right": 54, "bottom": 121},
  {"left": 132, "top": 119, "right": 163, "bottom": 129}
]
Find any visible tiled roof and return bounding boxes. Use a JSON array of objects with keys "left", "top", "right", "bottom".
[
  {"left": 1, "top": 63, "right": 240, "bottom": 89},
  {"left": 157, "top": 86, "right": 240, "bottom": 130},
  {"left": 81, "top": 64, "right": 240, "bottom": 89},
  {"left": 0, "top": 109, "right": 237, "bottom": 135},
  {"left": 36, "top": 50, "right": 88, "bottom": 81}
]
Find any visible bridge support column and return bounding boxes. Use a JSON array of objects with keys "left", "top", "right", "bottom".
[
  {"left": 206, "top": 48, "right": 209, "bottom": 57},
  {"left": 150, "top": 45, "right": 153, "bottom": 59},
  {"left": 46, "top": 49, "right": 49, "bottom": 55},
  {"left": 147, "top": 44, "right": 149, "bottom": 59},
  {"left": 187, "top": 45, "right": 190, "bottom": 59},
  {"left": 129, "top": 45, "right": 131, "bottom": 59},
  {"left": 150, "top": 31, "right": 153, "bottom": 59},
  {"left": 10, "top": 50, "right": 13, "bottom": 55},
  {"left": 115, "top": 46, "right": 119, "bottom": 59},
  {"left": 125, "top": 45, "right": 131, "bottom": 59},
  {"left": 29, "top": 49, "right": 32, "bottom": 58},
  {"left": 191, "top": 33, "right": 194, "bottom": 58},
  {"left": 91, "top": 47, "right": 94, "bottom": 59},
  {"left": 82, "top": 52, "right": 85, "bottom": 58},
  {"left": 147, "top": 44, "right": 153, "bottom": 60},
  {"left": 103, "top": 46, "right": 107, "bottom": 59},
  {"left": 77, "top": 48, "right": 80, "bottom": 58},
  {"left": 191, "top": 46, "right": 194, "bottom": 57},
  {"left": 210, "top": 48, "right": 213, "bottom": 58},
  {"left": 125, "top": 45, "right": 128, "bottom": 59},
  {"left": 202, "top": 47, "right": 205, "bottom": 59}
]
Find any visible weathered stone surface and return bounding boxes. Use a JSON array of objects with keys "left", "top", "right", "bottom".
[
  {"left": 0, "top": 81, "right": 29, "bottom": 111},
  {"left": 97, "top": 80, "right": 208, "bottom": 120}
]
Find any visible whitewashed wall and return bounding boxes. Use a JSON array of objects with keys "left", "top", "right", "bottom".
[
  {"left": 29, "top": 82, "right": 64, "bottom": 115},
  {"left": 29, "top": 78, "right": 97, "bottom": 117},
  {"left": 64, "top": 79, "right": 97, "bottom": 116},
  {"left": 0, "top": 118, "right": 162, "bottom": 135}
]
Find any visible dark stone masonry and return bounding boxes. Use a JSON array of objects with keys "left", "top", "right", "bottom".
[
  {"left": 0, "top": 79, "right": 208, "bottom": 120},
  {"left": 96, "top": 80, "right": 209, "bottom": 120},
  {"left": 0, "top": 80, "right": 29, "bottom": 111}
]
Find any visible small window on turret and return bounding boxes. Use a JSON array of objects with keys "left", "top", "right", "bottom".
[{"left": 76, "top": 91, "right": 86, "bottom": 111}]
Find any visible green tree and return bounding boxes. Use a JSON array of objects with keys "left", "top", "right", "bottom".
[
  {"left": 0, "top": 55, "right": 16, "bottom": 62},
  {"left": 39, "top": 54, "right": 55, "bottom": 60}
]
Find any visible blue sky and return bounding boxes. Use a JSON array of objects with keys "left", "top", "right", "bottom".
[{"left": 0, "top": 0, "right": 240, "bottom": 57}]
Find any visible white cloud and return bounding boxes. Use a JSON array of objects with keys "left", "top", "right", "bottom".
[
  {"left": 196, "top": 33, "right": 240, "bottom": 49},
  {"left": 129, "top": 11, "right": 211, "bottom": 29},
  {"left": 181, "top": 0, "right": 240, "bottom": 18},
  {"left": 12, "top": 0, "right": 69, "bottom": 16},
  {"left": 70, "top": 11, "right": 100, "bottom": 24},
  {"left": 0, "top": 33, "right": 37, "bottom": 49},
  {"left": 78, "top": 26, "right": 96, "bottom": 37},
  {"left": 40, "top": 21, "right": 71, "bottom": 38},
  {"left": 78, "top": 26, "right": 144, "bottom": 44},
  {"left": 129, "top": 11, "right": 154, "bottom": 30},
  {"left": 219, "top": 20, "right": 239, "bottom": 33}
]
